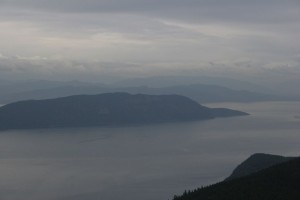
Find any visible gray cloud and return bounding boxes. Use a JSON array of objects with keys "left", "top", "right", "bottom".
[
  {"left": 2, "top": 0, "right": 300, "bottom": 23},
  {"left": 0, "top": 0, "right": 299, "bottom": 85}
]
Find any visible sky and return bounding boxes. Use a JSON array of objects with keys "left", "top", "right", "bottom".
[{"left": 0, "top": 0, "right": 300, "bottom": 82}]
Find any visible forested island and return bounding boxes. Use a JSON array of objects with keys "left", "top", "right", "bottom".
[{"left": 0, "top": 93, "right": 248, "bottom": 130}]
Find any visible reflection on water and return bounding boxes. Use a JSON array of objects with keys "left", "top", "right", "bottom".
[{"left": 0, "top": 101, "right": 299, "bottom": 200}]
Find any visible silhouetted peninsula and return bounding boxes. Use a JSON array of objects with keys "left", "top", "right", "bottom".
[{"left": 0, "top": 93, "right": 248, "bottom": 130}]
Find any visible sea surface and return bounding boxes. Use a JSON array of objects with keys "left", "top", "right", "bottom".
[{"left": 0, "top": 101, "right": 299, "bottom": 200}]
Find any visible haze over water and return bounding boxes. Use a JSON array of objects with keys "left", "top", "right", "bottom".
[{"left": 0, "top": 101, "right": 299, "bottom": 200}]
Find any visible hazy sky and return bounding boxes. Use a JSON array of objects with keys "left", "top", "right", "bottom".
[{"left": 0, "top": 0, "right": 300, "bottom": 81}]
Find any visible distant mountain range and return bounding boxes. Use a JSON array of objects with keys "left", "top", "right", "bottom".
[
  {"left": 0, "top": 82, "right": 296, "bottom": 105},
  {"left": 0, "top": 93, "right": 248, "bottom": 130},
  {"left": 173, "top": 153, "right": 299, "bottom": 200},
  {"left": 115, "top": 75, "right": 300, "bottom": 96},
  {"left": 114, "top": 76, "right": 272, "bottom": 93}
]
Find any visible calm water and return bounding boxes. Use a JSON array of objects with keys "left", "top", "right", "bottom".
[{"left": 0, "top": 101, "right": 299, "bottom": 200}]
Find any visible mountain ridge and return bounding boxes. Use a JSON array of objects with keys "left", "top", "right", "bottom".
[
  {"left": 173, "top": 154, "right": 299, "bottom": 200},
  {"left": 226, "top": 153, "right": 295, "bottom": 181},
  {"left": 0, "top": 83, "right": 293, "bottom": 105}
]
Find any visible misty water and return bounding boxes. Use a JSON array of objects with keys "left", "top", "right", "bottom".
[{"left": 0, "top": 101, "right": 299, "bottom": 200}]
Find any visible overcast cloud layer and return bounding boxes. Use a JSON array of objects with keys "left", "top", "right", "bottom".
[{"left": 0, "top": 0, "right": 299, "bottom": 82}]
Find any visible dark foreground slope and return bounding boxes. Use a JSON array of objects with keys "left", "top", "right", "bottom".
[
  {"left": 0, "top": 93, "right": 248, "bottom": 130},
  {"left": 173, "top": 156, "right": 300, "bottom": 200},
  {"left": 226, "top": 153, "right": 295, "bottom": 181}
]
